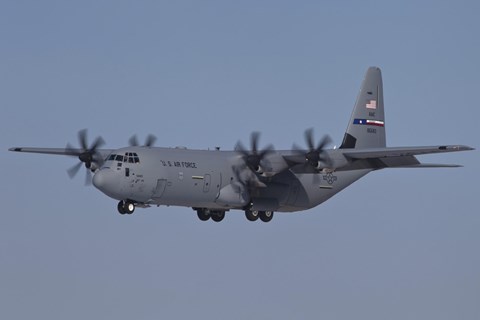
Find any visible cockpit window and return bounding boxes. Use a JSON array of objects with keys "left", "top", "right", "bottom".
[
  {"left": 122, "top": 152, "right": 140, "bottom": 164},
  {"left": 107, "top": 153, "right": 139, "bottom": 163}
]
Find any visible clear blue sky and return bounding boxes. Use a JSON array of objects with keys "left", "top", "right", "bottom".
[{"left": 1, "top": 1, "right": 479, "bottom": 319}]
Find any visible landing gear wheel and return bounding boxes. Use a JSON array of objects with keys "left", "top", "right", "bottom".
[
  {"left": 259, "top": 210, "right": 274, "bottom": 222},
  {"left": 125, "top": 201, "right": 135, "bottom": 214},
  {"left": 197, "top": 209, "right": 210, "bottom": 221},
  {"left": 117, "top": 201, "right": 126, "bottom": 215},
  {"left": 245, "top": 210, "right": 259, "bottom": 221},
  {"left": 211, "top": 211, "right": 225, "bottom": 222},
  {"left": 118, "top": 200, "right": 135, "bottom": 215}
]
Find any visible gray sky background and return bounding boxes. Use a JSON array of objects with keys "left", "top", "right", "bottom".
[{"left": 1, "top": 1, "right": 479, "bottom": 319}]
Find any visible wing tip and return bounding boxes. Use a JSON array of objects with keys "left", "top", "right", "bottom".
[
  {"left": 440, "top": 145, "right": 475, "bottom": 151},
  {"left": 413, "top": 163, "right": 464, "bottom": 168},
  {"left": 9, "top": 147, "right": 22, "bottom": 152}
]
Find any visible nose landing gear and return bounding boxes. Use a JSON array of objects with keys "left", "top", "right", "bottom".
[{"left": 118, "top": 200, "right": 135, "bottom": 215}]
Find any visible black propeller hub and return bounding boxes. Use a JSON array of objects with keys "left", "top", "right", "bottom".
[
  {"left": 293, "top": 128, "right": 332, "bottom": 169},
  {"left": 66, "top": 129, "right": 106, "bottom": 185},
  {"left": 306, "top": 151, "right": 320, "bottom": 167},
  {"left": 235, "top": 132, "right": 274, "bottom": 173},
  {"left": 246, "top": 154, "right": 261, "bottom": 171},
  {"left": 79, "top": 152, "right": 93, "bottom": 165}
]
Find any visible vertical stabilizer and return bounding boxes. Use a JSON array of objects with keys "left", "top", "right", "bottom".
[{"left": 340, "top": 67, "right": 386, "bottom": 149}]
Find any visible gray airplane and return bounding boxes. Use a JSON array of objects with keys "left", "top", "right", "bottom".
[{"left": 9, "top": 67, "right": 474, "bottom": 222}]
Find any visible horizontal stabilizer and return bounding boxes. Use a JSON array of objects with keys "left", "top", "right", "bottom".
[
  {"left": 395, "top": 163, "right": 463, "bottom": 168},
  {"left": 342, "top": 145, "right": 474, "bottom": 159}
]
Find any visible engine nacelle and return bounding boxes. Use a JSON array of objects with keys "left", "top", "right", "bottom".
[
  {"left": 258, "top": 153, "right": 289, "bottom": 177},
  {"left": 314, "top": 161, "right": 329, "bottom": 170},
  {"left": 89, "top": 163, "right": 100, "bottom": 172}
]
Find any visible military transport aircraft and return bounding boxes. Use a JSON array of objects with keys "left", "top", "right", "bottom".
[{"left": 9, "top": 67, "right": 474, "bottom": 222}]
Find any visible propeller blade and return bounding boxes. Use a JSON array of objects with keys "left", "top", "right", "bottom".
[
  {"left": 67, "top": 162, "right": 83, "bottom": 179},
  {"left": 305, "top": 128, "right": 315, "bottom": 151},
  {"left": 78, "top": 129, "right": 88, "bottom": 151},
  {"left": 250, "top": 132, "right": 260, "bottom": 153},
  {"left": 145, "top": 134, "right": 157, "bottom": 147},
  {"left": 234, "top": 141, "right": 249, "bottom": 157},
  {"left": 129, "top": 134, "right": 157, "bottom": 147},
  {"left": 85, "top": 169, "right": 92, "bottom": 186},
  {"left": 89, "top": 136, "right": 105, "bottom": 152},
  {"left": 259, "top": 144, "right": 274, "bottom": 158},
  {"left": 232, "top": 165, "right": 246, "bottom": 187},
  {"left": 129, "top": 135, "right": 139, "bottom": 146},
  {"left": 316, "top": 135, "right": 332, "bottom": 152}
]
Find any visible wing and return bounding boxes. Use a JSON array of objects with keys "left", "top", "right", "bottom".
[{"left": 9, "top": 147, "right": 113, "bottom": 160}]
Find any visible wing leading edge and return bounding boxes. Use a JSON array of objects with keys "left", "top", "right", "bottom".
[{"left": 9, "top": 147, "right": 113, "bottom": 159}]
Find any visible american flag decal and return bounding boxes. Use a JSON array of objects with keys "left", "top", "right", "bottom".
[{"left": 366, "top": 100, "right": 377, "bottom": 109}]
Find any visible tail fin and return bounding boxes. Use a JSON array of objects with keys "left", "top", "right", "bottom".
[{"left": 340, "top": 67, "right": 386, "bottom": 149}]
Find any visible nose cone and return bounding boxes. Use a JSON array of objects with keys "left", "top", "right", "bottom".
[{"left": 93, "top": 169, "right": 115, "bottom": 194}]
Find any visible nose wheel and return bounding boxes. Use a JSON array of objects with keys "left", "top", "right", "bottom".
[{"left": 118, "top": 200, "right": 135, "bottom": 215}]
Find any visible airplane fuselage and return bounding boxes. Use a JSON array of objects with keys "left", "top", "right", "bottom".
[{"left": 93, "top": 146, "right": 371, "bottom": 213}]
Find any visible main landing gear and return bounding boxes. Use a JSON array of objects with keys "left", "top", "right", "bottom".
[
  {"left": 118, "top": 200, "right": 135, "bottom": 215},
  {"left": 245, "top": 209, "right": 274, "bottom": 223},
  {"left": 194, "top": 208, "right": 274, "bottom": 222},
  {"left": 195, "top": 208, "right": 226, "bottom": 222}
]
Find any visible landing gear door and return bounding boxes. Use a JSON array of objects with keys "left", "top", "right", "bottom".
[{"left": 152, "top": 179, "right": 167, "bottom": 199}]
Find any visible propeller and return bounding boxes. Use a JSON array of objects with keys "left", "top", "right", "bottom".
[
  {"left": 231, "top": 164, "right": 249, "bottom": 193},
  {"left": 235, "top": 132, "right": 274, "bottom": 173},
  {"left": 66, "top": 129, "right": 105, "bottom": 185},
  {"left": 128, "top": 134, "right": 157, "bottom": 147},
  {"left": 230, "top": 163, "right": 265, "bottom": 198},
  {"left": 293, "top": 128, "right": 333, "bottom": 170}
]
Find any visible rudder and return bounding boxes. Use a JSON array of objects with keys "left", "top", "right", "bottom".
[{"left": 340, "top": 67, "right": 386, "bottom": 149}]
